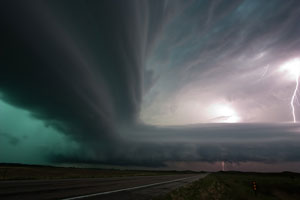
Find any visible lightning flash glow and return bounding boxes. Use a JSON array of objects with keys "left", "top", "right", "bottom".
[
  {"left": 208, "top": 104, "right": 241, "bottom": 123},
  {"left": 222, "top": 161, "right": 225, "bottom": 171},
  {"left": 280, "top": 58, "right": 300, "bottom": 123}
]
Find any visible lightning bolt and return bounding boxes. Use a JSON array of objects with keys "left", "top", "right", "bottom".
[
  {"left": 280, "top": 58, "right": 300, "bottom": 123},
  {"left": 291, "top": 73, "right": 299, "bottom": 123}
]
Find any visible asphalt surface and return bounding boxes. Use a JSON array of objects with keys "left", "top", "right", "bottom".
[{"left": 0, "top": 174, "right": 207, "bottom": 200}]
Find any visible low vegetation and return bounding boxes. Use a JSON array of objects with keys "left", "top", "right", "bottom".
[{"left": 156, "top": 171, "right": 300, "bottom": 200}]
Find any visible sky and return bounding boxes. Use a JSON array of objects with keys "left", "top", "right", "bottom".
[{"left": 1, "top": 0, "right": 300, "bottom": 172}]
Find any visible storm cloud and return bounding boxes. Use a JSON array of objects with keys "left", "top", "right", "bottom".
[{"left": 1, "top": 0, "right": 300, "bottom": 171}]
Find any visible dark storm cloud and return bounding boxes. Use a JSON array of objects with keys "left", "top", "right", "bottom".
[
  {"left": 125, "top": 123, "right": 300, "bottom": 163},
  {"left": 49, "top": 123, "right": 300, "bottom": 167},
  {"left": 2, "top": 0, "right": 300, "bottom": 168},
  {"left": 1, "top": 1, "right": 112, "bottom": 144},
  {"left": 0, "top": 0, "right": 164, "bottom": 143}
]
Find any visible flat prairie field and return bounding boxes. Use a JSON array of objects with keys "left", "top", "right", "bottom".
[
  {"left": 156, "top": 171, "right": 300, "bottom": 200},
  {"left": 0, "top": 163, "right": 197, "bottom": 180}
]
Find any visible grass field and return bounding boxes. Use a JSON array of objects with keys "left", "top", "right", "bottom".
[
  {"left": 156, "top": 171, "right": 300, "bottom": 200},
  {"left": 0, "top": 163, "right": 196, "bottom": 180}
]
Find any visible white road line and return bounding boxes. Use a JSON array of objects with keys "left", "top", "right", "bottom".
[{"left": 61, "top": 175, "right": 198, "bottom": 200}]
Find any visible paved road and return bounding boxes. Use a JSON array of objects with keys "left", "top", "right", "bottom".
[{"left": 0, "top": 174, "right": 207, "bottom": 200}]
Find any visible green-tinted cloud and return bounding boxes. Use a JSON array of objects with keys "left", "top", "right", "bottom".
[{"left": 0, "top": 99, "right": 79, "bottom": 164}]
